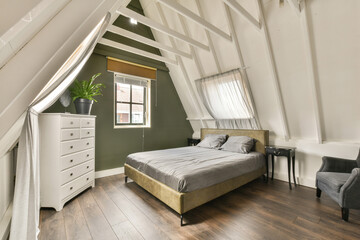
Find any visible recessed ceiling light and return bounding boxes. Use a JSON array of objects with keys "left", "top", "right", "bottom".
[{"left": 130, "top": 18, "right": 137, "bottom": 25}]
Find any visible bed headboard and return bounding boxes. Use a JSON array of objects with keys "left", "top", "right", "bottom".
[{"left": 200, "top": 128, "right": 269, "bottom": 155}]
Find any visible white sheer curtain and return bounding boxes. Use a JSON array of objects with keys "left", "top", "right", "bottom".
[
  {"left": 10, "top": 12, "right": 110, "bottom": 240},
  {"left": 196, "top": 69, "right": 260, "bottom": 129}
]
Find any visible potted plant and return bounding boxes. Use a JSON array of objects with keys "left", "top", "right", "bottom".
[{"left": 70, "top": 73, "right": 105, "bottom": 115}]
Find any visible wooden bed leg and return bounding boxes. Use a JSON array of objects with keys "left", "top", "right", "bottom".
[
  {"left": 180, "top": 214, "right": 184, "bottom": 226},
  {"left": 125, "top": 176, "right": 128, "bottom": 183}
]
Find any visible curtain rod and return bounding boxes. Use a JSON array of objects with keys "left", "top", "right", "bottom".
[{"left": 194, "top": 67, "right": 247, "bottom": 81}]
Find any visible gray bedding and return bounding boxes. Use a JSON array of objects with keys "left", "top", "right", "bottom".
[{"left": 126, "top": 146, "right": 265, "bottom": 193}]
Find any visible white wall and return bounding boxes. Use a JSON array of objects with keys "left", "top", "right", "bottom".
[
  {"left": 0, "top": 152, "right": 14, "bottom": 240},
  {"left": 141, "top": 0, "right": 360, "bottom": 188}
]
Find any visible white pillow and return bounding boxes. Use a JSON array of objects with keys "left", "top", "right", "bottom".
[
  {"left": 197, "top": 134, "right": 228, "bottom": 149},
  {"left": 220, "top": 136, "right": 255, "bottom": 154}
]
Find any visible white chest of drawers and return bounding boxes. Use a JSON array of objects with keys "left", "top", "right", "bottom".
[{"left": 39, "top": 113, "right": 96, "bottom": 211}]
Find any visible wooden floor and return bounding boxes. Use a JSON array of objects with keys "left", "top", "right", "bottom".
[{"left": 39, "top": 174, "right": 360, "bottom": 240}]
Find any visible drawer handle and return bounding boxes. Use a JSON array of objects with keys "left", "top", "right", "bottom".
[
  {"left": 87, "top": 132, "right": 90, "bottom": 134},
  {"left": 70, "top": 146, "right": 73, "bottom": 149},
  {"left": 70, "top": 133, "right": 73, "bottom": 136},
  {"left": 87, "top": 154, "right": 90, "bottom": 157},
  {"left": 70, "top": 187, "right": 73, "bottom": 190},
  {"left": 86, "top": 142, "right": 89, "bottom": 145},
  {"left": 70, "top": 159, "right": 73, "bottom": 163},
  {"left": 70, "top": 121, "right": 73, "bottom": 125},
  {"left": 87, "top": 178, "right": 89, "bottom": 181},
  {"left": 87, "top": 122, "right": 90, "bottom": 124},
  {"left": 70, "top": 173, "right": 73, "bottom": 176},
  {"left": 87, "top": 166, "right": 89, "bottom": 169}
]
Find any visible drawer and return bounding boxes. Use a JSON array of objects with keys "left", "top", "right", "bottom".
[
  {"left": 61, "top": 138, "right": 95, "bottom": 156},
  {"left": 61, "top": 171, "right": 94, "bottom": 200},
  {"left": 60, "top": 149, "right": 94, "bottom": 170},
  {"left": 81, "top": 128, "right": 95, "bottom": 138},
  {"left": 61, "top": 117, "right": 80, "bottom": 129},
  {"left": 81, "top": 118, "right": 95, "bottom": 128},
  {"left": 61, "top": 129, "right": 80, "bottom": 141},
  {"left": 267, "top": 148, "right": 289, "bottom": 156},
  {"left": 61, "top": 160, "right": 94, "bottom": 185}
]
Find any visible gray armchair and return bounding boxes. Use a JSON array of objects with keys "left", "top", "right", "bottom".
[{"left": 316, "top": 149, "right": 360, "bottom": 221}]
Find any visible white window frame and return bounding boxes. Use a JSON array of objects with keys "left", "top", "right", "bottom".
[{"left": 113, "top": 73, "right": 151, "bottom": 129}]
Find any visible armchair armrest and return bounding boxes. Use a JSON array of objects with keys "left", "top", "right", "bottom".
[
  {"left": 318, "top": 156, "right": 357, "bottom": 173},
  {"left": 340, "top": 168, "right": 360, "bottom": 209}
]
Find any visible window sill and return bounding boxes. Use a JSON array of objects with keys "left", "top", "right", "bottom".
[{"left": 114, "top": 125, "right": 151, "bottom": 129}]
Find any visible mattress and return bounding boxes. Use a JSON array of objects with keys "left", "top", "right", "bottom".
[{"left": 126, "top": 146, "right": 265, "bottom": 193}]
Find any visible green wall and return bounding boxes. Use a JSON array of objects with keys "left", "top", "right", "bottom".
[{"left": 46, "top": 0, "right": 193, "bottom": 171}]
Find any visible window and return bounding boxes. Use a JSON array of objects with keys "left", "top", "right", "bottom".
[{"left": 114, "top": 73, "right": 151, "bottom": 128}]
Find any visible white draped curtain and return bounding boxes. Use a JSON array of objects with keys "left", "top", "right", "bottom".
[
  {"left": 196, "top": 69, "right": 260, "bottom": 129},
  {"left": 10, "top": 12, "right": 110, "bottom": 240}
]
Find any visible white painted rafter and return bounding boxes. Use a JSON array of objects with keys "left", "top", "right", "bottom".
[
  {"left": 299, "top": 0, "right": 322, "bottom": 143},
  {"left": 117, "top": 7, "right": 210, "bottom": 51},
  {"left": 287, "top": 0, "right": 302, "bottom": 16},
  {"left": 256, "top": 0, "right": 290, "bottom": 140},
  {"left": 223, "top": 0, "right": 261, "bottom": 30},
  {"left": 178, "top": 15, "right": 205, "bottom": 77},
  {"left": 106, "top": 25, "right": 192, "bottom": 59},
  {"left": 98, "top": 38, "right": 178, "bottom": 65},
  {"left": 158, "top": 0, "right": 232, "bottom": 42},
  {"left": 224, "top": 3, "right": 261, "bottom": 129},
  {"left": 194, "top": 0, "right": 222, "bottom": 72},
  {"left": 156, "top": 2, "right": 207, "bottom": 128}
]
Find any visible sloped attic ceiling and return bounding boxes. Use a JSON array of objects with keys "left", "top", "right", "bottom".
[{"left": 101, "top": 0, "right": 359, "bottom": 143}]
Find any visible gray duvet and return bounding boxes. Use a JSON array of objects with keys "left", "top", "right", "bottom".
[{"left": 126, "top": 146, "right": 265, "bottom": 193}]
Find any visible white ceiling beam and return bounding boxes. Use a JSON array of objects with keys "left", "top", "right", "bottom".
[
  {"left": 195, "top": 0, "right": 222, "bottom": 72},
  {"left": 117, "top": 7, "right": 210, "bottom": 51},
  {"left": 224, "top": 3, "right": 261, "bottom": 129},
  {"left": 286, "top": 0, "right": 301, "bottom": 16},
  {"left": 156, "top": 2, "right": 207, "bottom": 128},
  {"left": 256, "top": 0, "right": 290, "bottom": 140},
  {"left": 178, "top": 14, "right": 205, "bottom": 77},
  {"left": 158, "top": 0, "right": 232, "bottom": 42},
  {"left": 108, "top": 0, "right": 132, "bottom": 26},
  {"left": 98, "top": 38, "right": 178, "bottom": 65},
  {"left": 223, "top": 0, "right": 261, "bottom": 30},
  {"left": 299, "top": 0, "right": 323, "bottom": 143},
  {"left": 106, "top": 25, "right": 192, "bottom": 59}
]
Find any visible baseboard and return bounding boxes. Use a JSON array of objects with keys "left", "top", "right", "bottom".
[
  {"left": 95, "top": 167, "right": 124, "bottom": 179},
  {"left": 271, "top": 172, "right": 315, "bottom": 189},
  {"left": 0, "top": 202, "right": 12, "bottom": 240}
]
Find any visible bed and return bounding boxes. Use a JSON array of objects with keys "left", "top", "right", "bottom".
[{"left": 124, "top": 128, "right": 269, "bottom": 225}]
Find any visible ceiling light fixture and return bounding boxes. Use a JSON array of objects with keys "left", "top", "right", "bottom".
[{"left": 130, "top": 18, "right": 137, "bottom": 25}]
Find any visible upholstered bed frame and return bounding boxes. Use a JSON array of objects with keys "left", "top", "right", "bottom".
[{"left": 124, "top": 128, "right": 269, "bottom": 226}]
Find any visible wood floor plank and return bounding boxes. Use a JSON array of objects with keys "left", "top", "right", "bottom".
[
  {"left": 39, "top": 209, "right": 66, "bottom": 240},
  {"left": 91, "top": 185, "right": 127, "bottom": 226},
  {"left": 101, "top": 176, "right": 170, "bottom": 240},
  {"left": 62, "top": 198, "right": 92, "bottom": 240},
  {"left": 40, "top": 175, "right": 360, "bottom": 240},
  {"left": 112, "top": 221, "right": 144, "bottom": 240},
  {"left": 78, "top": 189, "right": 118, "bottom": 240},
  {"left": 112, "top": 175, "right": 202, "bottom": 240}
]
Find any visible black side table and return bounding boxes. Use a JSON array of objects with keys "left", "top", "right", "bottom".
[
  {"left": 265, "top": 146, "right": 296, "bottom": 189},
  {"left": 188, "top": 138, "right": 201, "bottom": 146}
]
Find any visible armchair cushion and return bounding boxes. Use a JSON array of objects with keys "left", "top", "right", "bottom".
[
  {"left": 319, "top": 157, "right": 357, "bottom": 173},
  {"left": 316, "top": 172, "right": 351, "bottom": 193}
]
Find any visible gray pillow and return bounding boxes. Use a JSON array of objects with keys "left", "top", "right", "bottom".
[
  {"left": 197, "top": 134, "right": 228, "bottom": 149},
  {"left": 220, "top": 136, "right": 255, "bottom": 154}
]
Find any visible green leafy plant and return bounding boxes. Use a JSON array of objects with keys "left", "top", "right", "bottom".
[{"left": 70, "top": 73, "right": 105, "bottom": 102}]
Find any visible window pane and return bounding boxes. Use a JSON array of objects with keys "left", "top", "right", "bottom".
[
  {"left": 116, "top": 103, "right": 130, "bottom": 124},
  {"left": 132, "top": 104, "right": 144, "bottom": 124},
  {"left": 132, "top": 85, "right": 144, "bottom": 104},
  {"left": 117, "top": 83, "right": 130, "bottom": 102}
]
